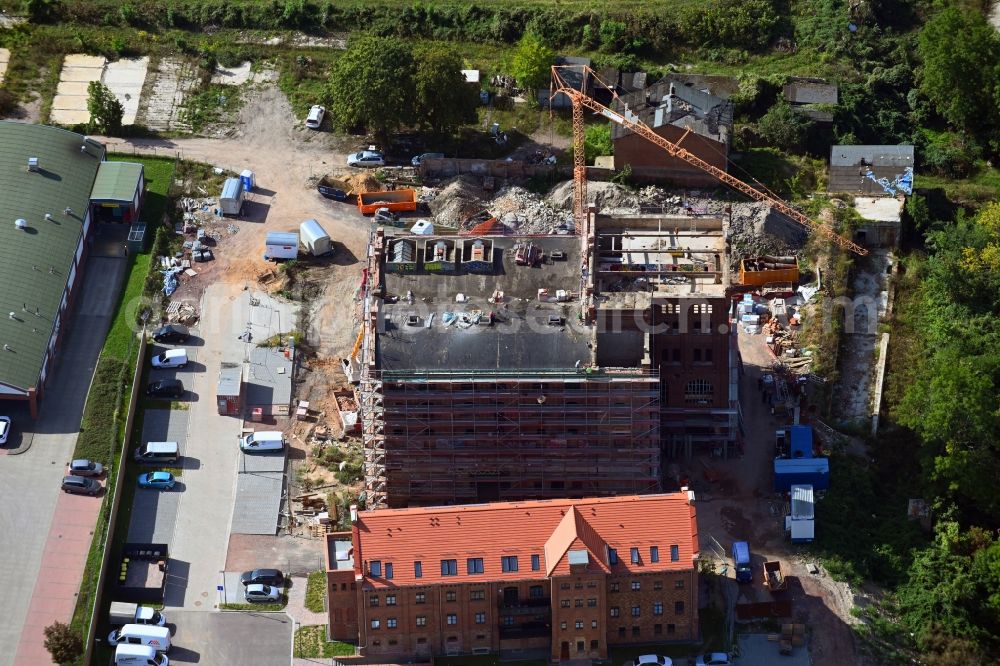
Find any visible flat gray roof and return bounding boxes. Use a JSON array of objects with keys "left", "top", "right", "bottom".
[
  {"left": 327, "top": 537, "right": 354, "bottom": 571},
  {"left": 245, "top": 346, "right": 293, "bottom": 408}
]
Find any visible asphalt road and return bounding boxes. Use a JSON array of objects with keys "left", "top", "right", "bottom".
[
  {"left": 0, "top": 255, "right": 127, "bottom": 663},
  {"left": 166, "top": 610, "right": 293, "bottom": 665}
]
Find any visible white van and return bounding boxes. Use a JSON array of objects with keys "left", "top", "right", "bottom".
[
  {"left": 134, "top": 441, "right": 180, "bottom": 464},
  {"left": 108, "top": 624, "right": 171, "bottom": 651},
  {"left": 151, "top": 349, "right": 187, "bottom": 369},
  {"left": 239, "top": 430, "right": 285, "bottom": 452},
  {"left": 115, "top": 644, "right": 168, "bottom": 666}
]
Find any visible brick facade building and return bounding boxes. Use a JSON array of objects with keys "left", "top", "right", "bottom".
[{"left": 326, "top": 493, "right": 699, "bottom": 661}]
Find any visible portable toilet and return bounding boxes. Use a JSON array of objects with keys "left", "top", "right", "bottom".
[{"left": 240, "top": 169, "right": 255, "bottom": 192}]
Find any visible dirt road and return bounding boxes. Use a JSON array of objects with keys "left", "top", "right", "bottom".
[{"left": 99, "top": 85, "right": 372, "bottom": 358}]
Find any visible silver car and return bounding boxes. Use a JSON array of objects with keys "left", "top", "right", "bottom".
[
  {"left": 61, "top": 475, "right": 100, "bottom": 496},
  {"left": 347, "top": 150, "right": 385, "bottom": 168},
  {"left": 244, "top": 583, "right": 281, "bottom": 603},
  {"left": 69, "top": 459, "right": 105, "bottom": 477}
]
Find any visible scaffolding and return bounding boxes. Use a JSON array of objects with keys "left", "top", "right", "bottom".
[{"left": 360, "top": 228, "right": 388, "bottom": 509}]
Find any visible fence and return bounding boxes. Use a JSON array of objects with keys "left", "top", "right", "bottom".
[{"left": 82, "top": 329, "right": 147, "bottom": 666}]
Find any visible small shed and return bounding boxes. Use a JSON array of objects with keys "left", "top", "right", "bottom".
[
  {"left": 217, "top": 362, "right": 244, "bottom": 416},
  {"left": 90, "top": 161, "right": 145, "bottom": 223}
]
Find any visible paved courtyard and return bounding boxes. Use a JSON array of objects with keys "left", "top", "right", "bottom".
[{"left": 167, "top": 610, "right": 292, "bottom": 664}]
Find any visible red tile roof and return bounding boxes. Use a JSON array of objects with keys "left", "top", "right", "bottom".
[{"left": 351, "top": 493, "right": 698, "bottom": 588}]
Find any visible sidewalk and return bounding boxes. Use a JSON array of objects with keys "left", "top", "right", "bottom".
[{"left": 285, "top": 575, "right": 328, "bottom": 627}]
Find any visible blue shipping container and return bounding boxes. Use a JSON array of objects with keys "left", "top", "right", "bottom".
[
  {"left": 774, "top": 457, "right": 829, "bottom": 491},
  {"left": 790, "top": 425, "right": 813, "bottom": 459}
]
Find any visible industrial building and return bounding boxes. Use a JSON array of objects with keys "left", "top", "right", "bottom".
[
  {"left": 0, "top": 123, "right": 125, "bottom": 417},
  {"left": 356, "top": 209, "right": 741, "bottom": 509},
  {"left": 829, "top": 144, "right": 914, "bottom": 248},
  {"left": 326, "top": 492, "right": 700, "bottom": 661},
  {"left": 611, "top": 78, "right": 733, "bottom": 186}
]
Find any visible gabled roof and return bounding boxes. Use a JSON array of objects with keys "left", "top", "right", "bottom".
[
  {"left": 351, "top": 493, "right": 699, "bottom": 588},
  {"left": 784, "top": 79, "right": 838, "bottom": 105},
  {"left": 828, "top": 145, "right": 915, "bottom": 196},
  {"left": 611, "top": 78, "right": 733, "bottom": 144},
  {"left": 0, "top": 122, "right": 105, "bottom": 393},
  {"left": 90, "top": 160, "right": 142, "bottom": 202}
]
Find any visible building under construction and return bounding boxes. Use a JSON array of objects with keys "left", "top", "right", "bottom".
[{"left": 356, "top": 213, "right": 740, "bottom": 509}]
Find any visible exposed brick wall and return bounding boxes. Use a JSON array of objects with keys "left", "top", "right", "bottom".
[
  {"left": 613, "top": 124, "right": 728, "bottom": 187},
  {"left": 328, "top": 570, "right": 358, "bottom": 641}
]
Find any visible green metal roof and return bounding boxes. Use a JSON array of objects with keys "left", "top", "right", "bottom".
[
  {"left": 0, "top": 122, "right": 104, "bottom": 392},
  {"left": 91, "top": 160, "right": 143, "bottom": 202}
]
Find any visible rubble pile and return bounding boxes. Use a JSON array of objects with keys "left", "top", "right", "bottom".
[
  {"left": 490, "top": 185, "right": 572, "bottom": 234},
  {"left": 425, "top": 175, "right": 486, "bottom": 228}
]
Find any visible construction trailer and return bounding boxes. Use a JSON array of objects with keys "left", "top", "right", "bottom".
[
  {"left": 219, "top": 177, "right": 245, "bottom": 216},
  {"left": 786, "top": 483, "right": 815, "bottom": 543},
  {"left": 774, "top": 458, "right": 829, "bottom": 491},
  {"left": 264, "top": 231, "right": 299, "bottom": 261},
  {"left": 300, "top": 218, "right": 333, "bottom": 256}
]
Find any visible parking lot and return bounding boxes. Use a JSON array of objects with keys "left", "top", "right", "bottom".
[
  {"left": 127, "top": 409, "right": 189, "bottom": 542},
  {"left": 166, "top": 610, "right": 292, "bottom": 664}
]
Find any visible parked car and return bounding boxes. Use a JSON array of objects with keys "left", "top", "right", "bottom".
[
  {"left": 0, "top": 415, "right": 10, "bottom": 445},
  {"left": 146, "top": 379, "right": 184, "bottom": 398},
  {"left": 695, "top": 654, "right": 732, "bottom": 666},
  {"left": 244, "top": 583, "right": 282, "bottom": 603},
  {"left": 633, "top": 656, "right": 672, "bottom": 666},
  {"left": 151, "top": 349, "right": 188, "bottom": 369},
  {"left": 62, "top": 475, "right": 100, "bottom": 496},
  {"left": 240, "top": 568, "right": 285, "bottom": 587},
  {"left": 347, "top": 150, "right": 385, "bottom": 168},
  {"left": 137, "top": 471, "right": 176, "bottom": 490},
  {"left": 68, "top": 459, "right": 104, "bottom": 477},
  {"left": 305, "top": 105, "right": 325, "bottom": 129},
  {"left": 152, "top": 324, "right": 190, "bottom": 344},
  {"left": 411, "top": 152, "right": 444, "bottom": 167}
]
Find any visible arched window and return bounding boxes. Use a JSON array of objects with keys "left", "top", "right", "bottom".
[{"left": 684, "top": 379, "right": 713, "bottom": 404}]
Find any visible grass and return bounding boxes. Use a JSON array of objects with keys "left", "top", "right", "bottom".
[
  {"left": 294, "top": 625, "right": 356, "bottom": 658},
  {"left": 914, "top": 164, "right": 1000, "bottom": 209},
  {"left": 181, "top": 84, "right": 242, "bottom": 132},
  {"left": 304, "top": 570, "right": 327, "bottom": 614}
]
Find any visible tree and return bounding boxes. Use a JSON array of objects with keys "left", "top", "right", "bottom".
[
  {"left": 86, "top": 81, "right": 123, "bottom": 135},
  {"left": 918, "top": 7, "right": 1000, "bottom": 148},
  {"left": 582, "top": 123, "right": 612, "bottom": 164},
  {"left": 507, "top": 33, "right": 553, "bottom": 93},
  {"left": 43, "top": 622, "right": 82, "bottom": 665},
  {"left": 23, "top": 0, "right": 61, "bottom": 23},
  {"left": 329, "top": 36, "right": 416, "bottom": 147},
  {"left": 413, "top": 45, "right": 478, "bottom": 137},
  {"left": 755, "top": 102, "right": 813, "bottom": 152}
]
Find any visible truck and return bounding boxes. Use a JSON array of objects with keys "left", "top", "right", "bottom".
[
  {"left": 109, "top": 602, "right": 168, "bottom": 627},
  {"left": 219, "top": 177, "right": 245, "bottom": 216},
  {"left": 299, "top": 219, "right": 332, "bottom": 256},
  {"left": 264, "top": 232, "right": 299, "bottom": 262},
  {"left": 763, "top": 560, "right": 787, "bottom": 592},
  {"left": 357, "top": 189, "right": 417, "bottom": 216}
]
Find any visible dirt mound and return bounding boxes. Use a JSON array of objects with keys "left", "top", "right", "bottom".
[
  {"left": 546, "top": 180, "right": 641, "bottom": 213},
  {"left": 342, "top": 172, "right": 381, "bottom": 194},
  {"left": 427, "top": 175, "right": 486, "bottom": 227}
]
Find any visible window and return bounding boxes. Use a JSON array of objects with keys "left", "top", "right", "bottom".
[
  {"left": 470, "top": 589, "right": 486, "bottom": 601},
  {"left": 385, "top": 563, "right": 393, "bottom": 579},
  {"left": 632, "top": 626, "right": 640, "bottom": 637},
  {"left": 574, "top": 582, "right": 583, "bottom": 589},
  {"left": 667, "top": 624, "right": 676, "bottom": 634},
  {"left": 388, "top": 640, "right": 398, "bottom": 646},
  {"left": 693, "top": 348, "right": 702, "bottom": 362},
  {"left": 446, "top": 591, "right": 457, "bottom": 602},
  {"left": 670, "top": 545, "right": 680, "bottom": 562},
  {"left": 675, "top": 579, "right": 685, "bottom": 589},
  {"left": 370, "top": 596, "right": 379, "bottom": 607},
  {"left": 675, "top": 601, "right": 685, "bottom": 615},
  {"left": 529, "top": 585, "right": 544, "bottom": 599},
  {"left": 618, "top": 627, "right": 626, "bottom": 638},
  {"left": 417, "top": 637, "right": 427, "bottom": 644},
  {"left": 386, "top": 595, "right": 396, "bottom": 606},
  {"left": 503, "top": 616, "right": 515, "bottom": 626},
  {"left": 608, "top": 548, "right": 618, "bottom": 565},
  {"left": 650, "top": 546, "right": 659, "bottom": 563},
  {"left": 416, "top": 616, "right": 427, "bottom": 627},
  {"left": 475, "top": 612, "right": 486, "bottom": 624},
  {"left": 653, "top": 602, "right": 663, "bottom": 616},
  {"left": 561, "top": 599, "right": 571, "bottom": 608},
  {"left": 610, "top": 582, "right": 619, "bottom": 592},
  {"left": 414, "top": 561, "right": 423, "bottom": 578},
  {"left": 631, "top": 581, "right": 641, "bottom": 591},
  {"left": 575, "top": 599, "right": 583, "bottom": 608},
  {"left": 560, "top": 621, "right": 568, "bottom": 630},
  {"left": 446, "top": 614, "right": 458, "bottom": 625},
  {"left": 501, "top": 556, "right": 519, "bottom": 572},
  {"left": 371, "top": 619, "right": 380, "bottom": 630},
  {"left": 370, "top": 561, "right": 382, "bottom": 577},
  {"left": 577, "top": 641, "right": 585, "bottom": 653},
  {"left": 653, "top": 580, "right": 663, "bottom": 591},
  {"left": 631, "top": 606, "right": 641, "bottom": 617},
  {"left": 476, "top": 634, "right": 486, "bottom": 640},
  {"left": 587, "top": 598, "right": 597, "bottom": 607},
  {"left": 630, "top": 547, "right": 640, "bottom": 564},
  {"left": 671, "top": 348, "right": 681, "bottom": 363},
  {"left": 387, "top": 618, "right": 397, "bottom": 629},
  {"left": 610, "top": 607, "right": 620, "bottom": 618},
  {"left": 705, "top": 349, "right": 714, "bottom": 362},
  {"left": 684, "top": 380, "right": 713, "bottom": 404},
  {"left": 340, "top": 583, "right": 347, "bottom": 591},
  {"left": 415, "top": 593, "right": 426, "bottom": 604},
  {"left": 654, "top": 624, "right": 663, "bottom": 635},
  {"left": 372, "top": 640, "right": 381, "bottom": 646},
  {"left": 531, "top": 554, "right": 540, "bottom": 571},
  {"left": 441, "top": 559, "right": 458, "bottom": 576},
  {"left": 575, "top": 620, "right": 584, "bottom": 629},
  {"left": 592, "top": 620, "right": 598, "bottom": 629},
  {"left": 467, "top": 558, "right": 484, "bottom": 574},
  {"left": 561, "top": 583, "right": 571, "bottom": 590},
  {"left": 591, "top": 639, "right": 600, "bottom": 650}
]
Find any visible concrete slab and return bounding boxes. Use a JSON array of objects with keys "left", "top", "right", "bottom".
[
  {"left": 50, "top": 54, "right": 105, "bottom": 126},
  {"left": 61, "top": 65, "right": 104, "bottom": 82},
  {"left": 0, "top": 48, "right": 10, "bottom": 85},
  {"left": 102, "top": 56, "right": 149, "bottom": 125},
  {"left": 853, "top": 196, "right": 903, "bottom": 222},
  {"left": 55, "top": 80, "right": 92, "bottom": 96},
  {"left": 231, "top": 471, "right": 284, "bottom": 535},
  {"left": 211, "top": 61, "right": 253, "bottom": 85},
  {"left": 736, "top": 633, "right": 810, "bottom": 666},
  {"left": 48, "top": 109, "right": 91, "bottom": 126},
  {"left": 138, "top": 57, "right": 199, "bottom": 132},
  {"left": 63, "top": 53, "right": 106, "bottom": 68},
  {"left": 166, "top": 611, "right": 292, "bottom": 665}
]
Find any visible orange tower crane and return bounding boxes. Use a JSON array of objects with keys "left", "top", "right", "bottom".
[{"left": 550, "top": 65, "right": 868, "bottom": 257}]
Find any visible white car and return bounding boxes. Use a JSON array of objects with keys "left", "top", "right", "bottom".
[
  {"left": 347, "top": 150, "right": 385, "bottom": 168},
  {"left": 244, "top": 583, "right": 282, "bottom": 603},
  {"left": 305, "top": 105, "right": 325, "bottom": 129},
  {"left": 635, "top": 656, "right": 672, "bottom": 666},
  {"left": 695, "top": 654, "right": 732, "bottom": 666},
  {"left": 151, "top": 349, "right": 188, "bottom": 369},
  {"left": 0, "top": 416, "right": 10, "bottom": 445}
]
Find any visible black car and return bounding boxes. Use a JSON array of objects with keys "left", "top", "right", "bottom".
[
  {"left": 240, "top": 568, "right": 285, "bottom": 587},
  {"left": 146, "top": 379, "right": 184, "bottom": 398},
  {"left": 152, "top": 324, "right": 190, "bottom": 344}
]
